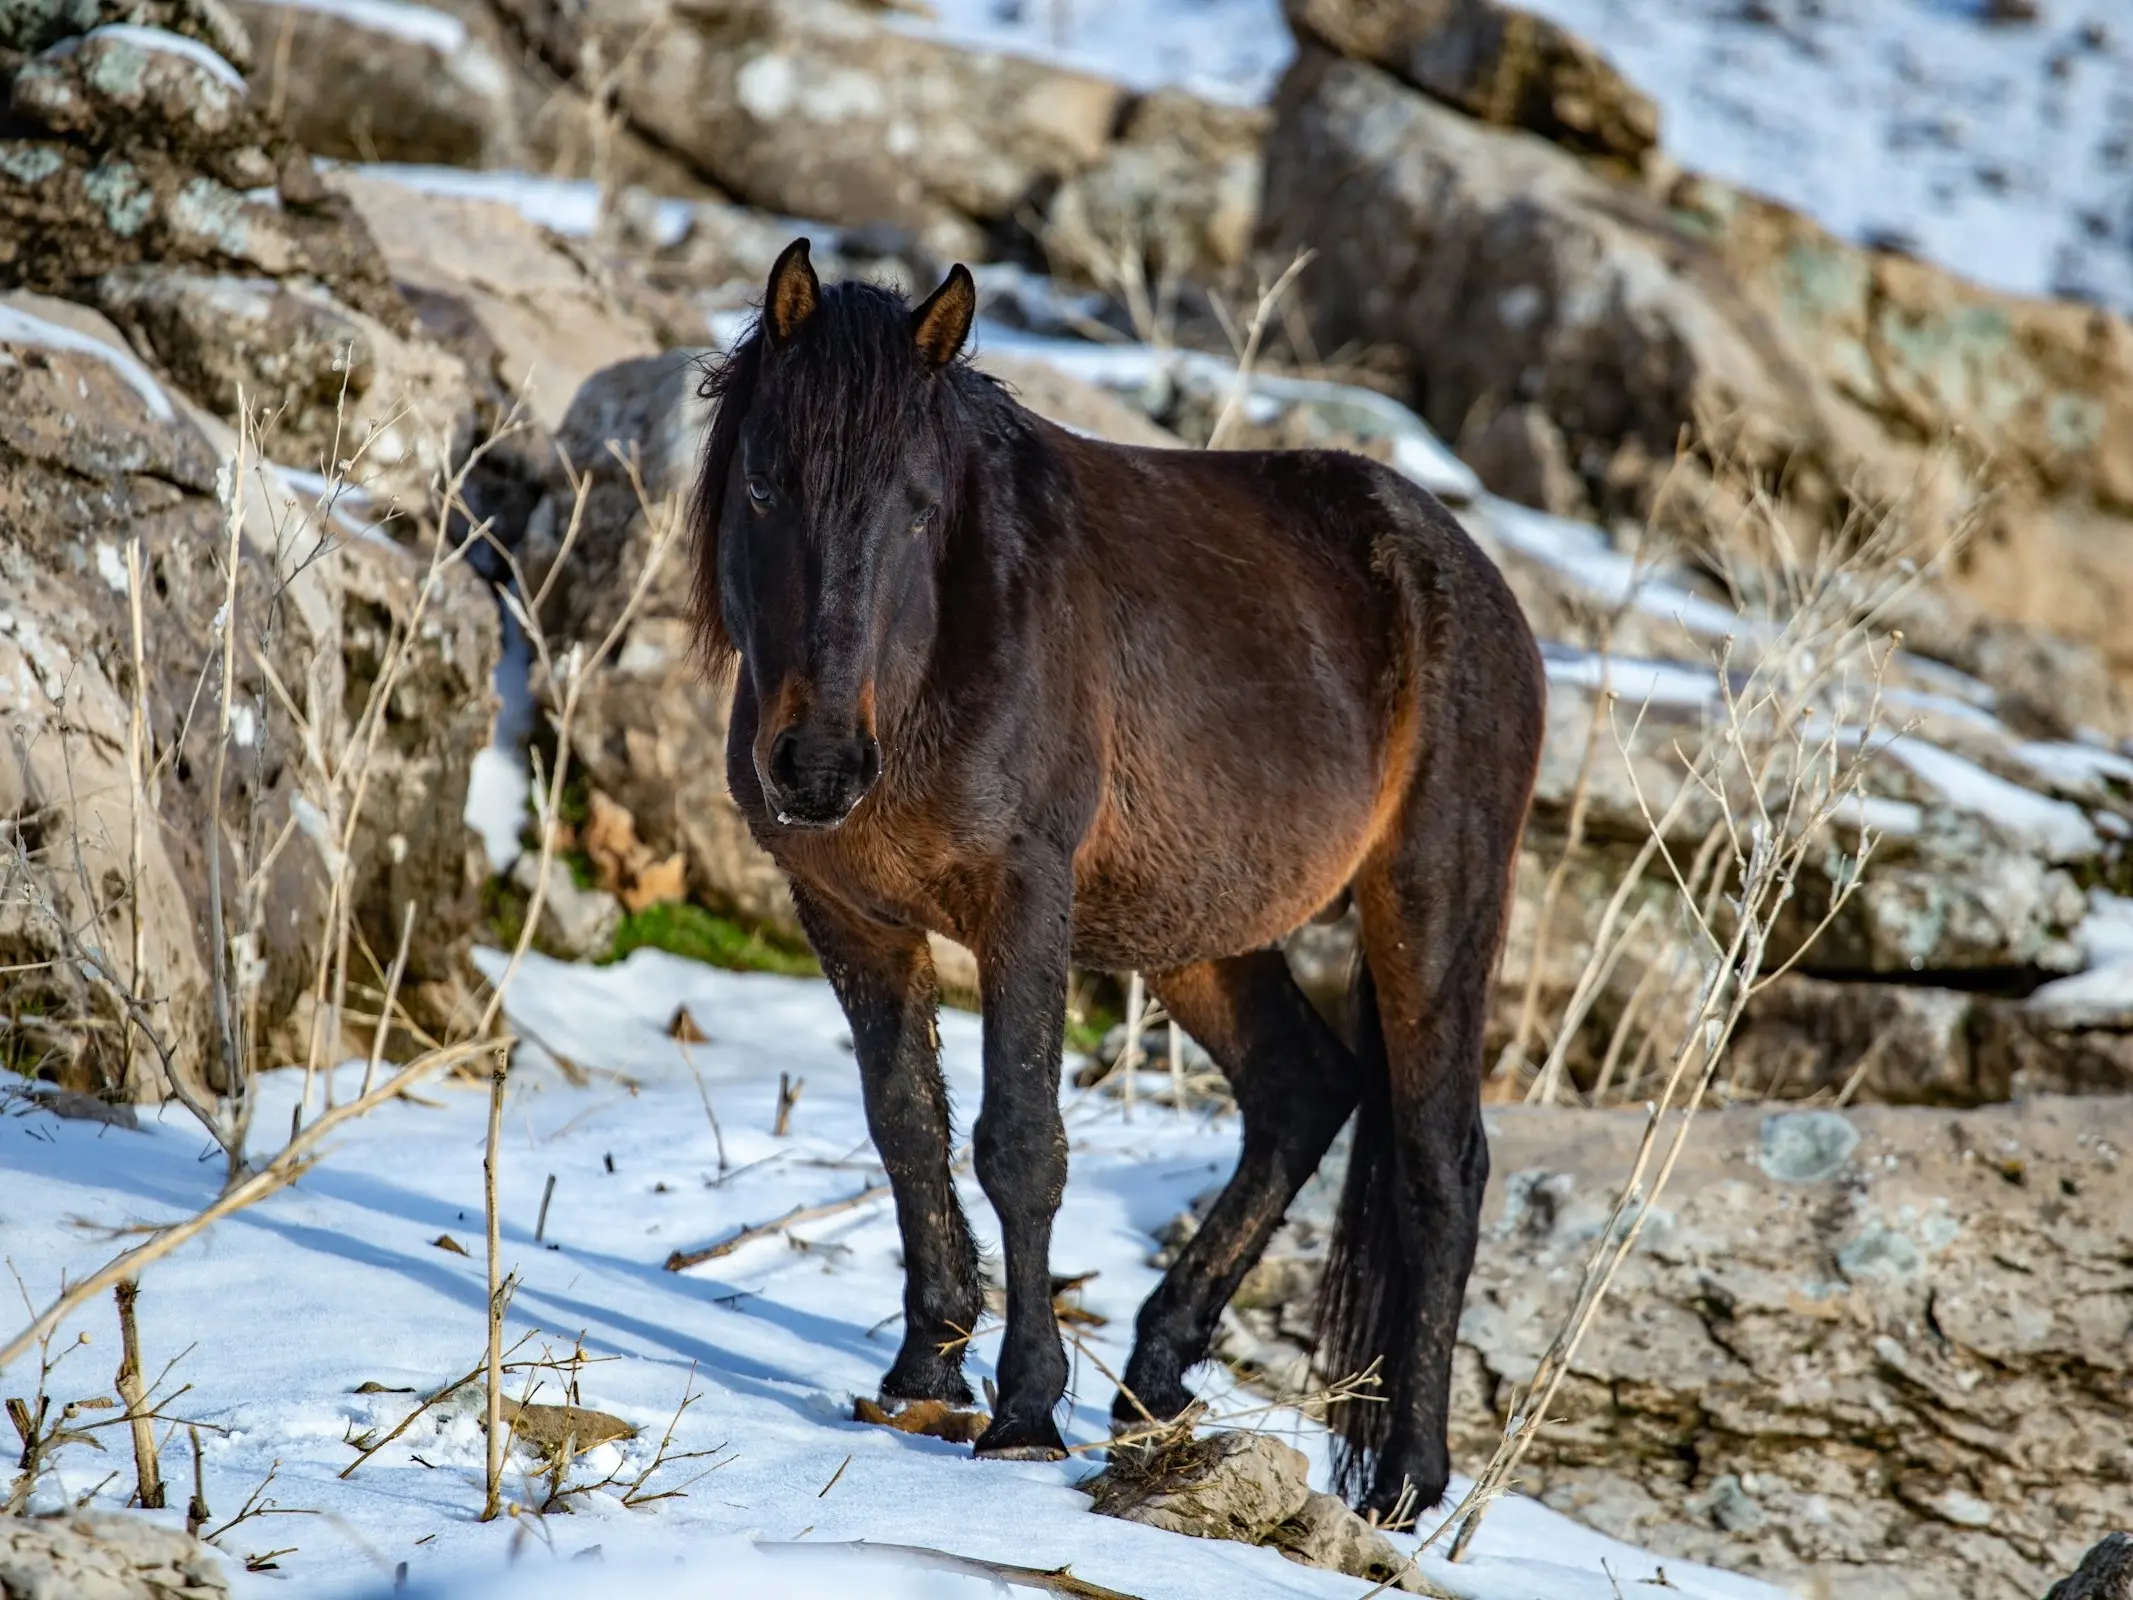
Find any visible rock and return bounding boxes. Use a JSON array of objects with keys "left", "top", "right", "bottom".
[
  {"left": 1085, "top": 1432, "right": 1314, "bottom": 1542},
  {"left": 1261, "top": 46, "right": 2133, "bottom": 736},
  {"left": 1085, "top": 1429, "right": 1450, "bottom": 1591},
  {"left": 1458, "top": 401, "right": 1590, "bottom": 518},
  {"left": 0, "top": 1510, "right": 228, "bottom": 1599},
  {"left": 1038, "top": 89, "right": 1267, "bottom": 290},
  {"left": 9, "top": 24, "right": 271, "bottom": 187},
  {"left": 95, "top": 266, "right": 477, "bottom": 507},
  {"left": 496, "top": 1399, "right": 636, "bottom": 1457},
  {"left": 2050, "top": 1535, "right": 2133, "bottom": 1600},
  {"left": 227, "top": 0, "right": 515, "bottom": 168},
  {"left": 329, "top": 171, "right": 664, "bottom": 434},
  {"left": 974, "top": 351, "right": 1182, "bottom": 449},
  {"left": 1269, "top": 1491, "right": 1446, "bottom": 1594},
  {"left": 494, "top": 0, "right": 1123, "bottom": 258},
  {"left": 2, "top": 295, "right": 497, "bottom": 1095},
  {"left": 1260, "top": 50, "right": 1831, "bottom": 531},
  {"left": 0, "top": 0, "right": 252, "bottom": 68},
  {"left": 1284, "top": 0, "right": 1659, "bottom": 164},
  {"left": 1192, "top": 1097, "right": 2133, "bottom": 1600},
  {"left": 511, "top": 849, "right": 621, "bottom": 960}
]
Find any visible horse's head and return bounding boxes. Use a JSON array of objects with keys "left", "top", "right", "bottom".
[{"left": 691, "top": 238, "right": 977, "bottom": 831}]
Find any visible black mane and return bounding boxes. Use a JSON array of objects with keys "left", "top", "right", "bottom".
[{"left": 688, "top": 278, "right": 1016, "bottom": 664}]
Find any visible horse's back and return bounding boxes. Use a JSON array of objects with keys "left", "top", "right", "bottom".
[{"left": 1052, "top": 435, "right": 1531, "bottom": 970}]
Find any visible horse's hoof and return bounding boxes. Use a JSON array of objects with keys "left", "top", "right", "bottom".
[
  {"left": 972, "top": 1415, "right": 1067, "bottom": 1461},
  {"left": 973, "top": 1440, "right": 1068, "bottom": 1462}
]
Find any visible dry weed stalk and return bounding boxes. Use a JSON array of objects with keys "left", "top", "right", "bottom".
[
  {"left": 111, "top": 1281, "right": 161, "bottom": 1510},
  {"left": 1408, "top": 466, "right": 1974, "bottom": 1567},
  {"left": 472, "top": 442, "right": 682, "bottom": 1519},
  {"left": 1204, "top": 250, "right": 1315, "bottom": 451}
]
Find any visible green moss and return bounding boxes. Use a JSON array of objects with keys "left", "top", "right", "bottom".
[{"left": 607, "top": 902, "right": 821, "bottom": 978}]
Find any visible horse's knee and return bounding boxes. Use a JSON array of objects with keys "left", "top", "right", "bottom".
[{"left": 972, "top": 1110, "right": 1066, "bottom": 1214}]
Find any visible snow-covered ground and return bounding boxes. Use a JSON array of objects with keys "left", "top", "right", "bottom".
[
  {"left": 2, "top": 951, "right": 1793, "bottom": 1600},
  {"left": 917, "top": 0, "right": 2133, "bottom": 312}
]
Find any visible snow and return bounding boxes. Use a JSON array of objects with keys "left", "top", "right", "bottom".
[
  {"left": 908, "top": 0, "right": 1289, "bottom": 106},
  {"left": 1478, "top": 497, "right": 1752, "bottom": 639},
  {"left": 2027, "top": 891, "right": 2133, "bottom": 1025},
  {"left": 1882, "top": 733, "right": 2103, "bottom": 861},
  {"left": 45, "top": 23, "right": 248, "bottom": 91},
  {"left": 463, "top": 602, "right": 534, "bottom": 874},
  {"left": 2, "top": 950, "right": 1793, "bottom": 1600},
  {"left": 239, "top": 0, "right": 466, "bottom": 53},
  {"left": 1508, "top": 0, "right": 2133, "bottom": 311},
  {"left": 2012, "top": 737, "right": 2133, "bottom": 796},
  {"left": 0, "top": 302, "right": 175, "bottom": 420}
]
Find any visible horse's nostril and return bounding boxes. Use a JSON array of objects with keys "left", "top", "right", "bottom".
[
  {"left": 856, "top": 734, "right": 882, "bottom": 790},
  {"left": 768, "top": 728, "right": 803, "bottom": 791}
]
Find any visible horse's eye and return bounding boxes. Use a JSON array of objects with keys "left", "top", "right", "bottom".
[
  {"left": 745, "top": 476, "right": 773, "bottom": 508},
  {"left": 911, "top": 505, "right": 937, "bottom": 535}
]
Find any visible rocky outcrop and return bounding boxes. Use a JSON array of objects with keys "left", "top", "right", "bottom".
[
  {"left": 1170, "top": 1098, "right": 2133, "bottom": 1600},
  {"left": 225, "top": 0, "right": 708, "bottom": 190},
  {"left": 1259, "top": 38, "right": 2133, "bottom": 737},
  {"left": 0, "top": 1509, "right": 228, "bottom": 1599},
  {"left": 1284, "top": 0, "right": 1658, "bottom": 165},
  {"left": 0, "top": 0, "right": 500, "bottom": 515},
  {"left": 1, "top": 294, "right": 496, "bottom": 1095}
]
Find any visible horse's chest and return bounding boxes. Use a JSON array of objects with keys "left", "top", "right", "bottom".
[{"left": 776, "top": 813, "right": 982, "bottom": 944}]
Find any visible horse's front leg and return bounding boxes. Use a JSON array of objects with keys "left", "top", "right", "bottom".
[
  {"left": 790, "top": 884, "right": 982, "bottom": 1405},
  {"left": 969, "top": 862, "right": 1074, "bottom": 1460}
]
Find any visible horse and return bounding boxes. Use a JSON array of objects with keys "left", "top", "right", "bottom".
[{"left": 686, "top": 237, "right": 1545, "bottom": 1516}]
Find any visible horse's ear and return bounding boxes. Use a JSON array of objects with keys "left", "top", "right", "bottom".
[
  {"left": 764, "top": 237, "right": 820, "bottom": 346},
  {"left": 911, "top": 263, "right": 976, "bottom": 370}
]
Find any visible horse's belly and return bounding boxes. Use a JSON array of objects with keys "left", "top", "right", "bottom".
[{"left": 1068, "top": 801, "right": 1376, "bottom": 974}]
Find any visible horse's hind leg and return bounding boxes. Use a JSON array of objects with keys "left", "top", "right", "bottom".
[
  {"left": 790, "top": 884, "right": 983, "bottom": 1406},
  {"left": 1116, "top": 950, "right": 1360, "bottom": 1428},
  {"left": 1323, "top": 769, "right": 1529, "bottom": 1518}
]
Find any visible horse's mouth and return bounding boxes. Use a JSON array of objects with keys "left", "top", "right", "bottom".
[{"left": 769, "top": 797, "right": 864, "bottom": 832}]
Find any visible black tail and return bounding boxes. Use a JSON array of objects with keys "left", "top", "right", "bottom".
[{"left": 1316, "top": 956, "right": 1409, "bottom": 1503}]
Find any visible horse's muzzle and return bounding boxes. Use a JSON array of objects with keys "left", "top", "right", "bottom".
[{"left": 760, "top": 722, "right": 882, "bottom": 830}]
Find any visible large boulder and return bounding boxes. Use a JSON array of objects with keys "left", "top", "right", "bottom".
[
  {"left": 1175, "top": 1098, "right": 2133, "bottom": 1600},
  {"left": 491, "top": 0, "right": 1123, "bottom": 260},
  {"left": 1284, "top": 0, "right": 1659, "bottom": 165},
  {"left": 224, "top": 0, "right": 710, "bottom": 189}
]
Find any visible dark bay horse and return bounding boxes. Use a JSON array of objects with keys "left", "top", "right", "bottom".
[{"left": 687, "top": 238, "right": 1545, "bottom": 1516}]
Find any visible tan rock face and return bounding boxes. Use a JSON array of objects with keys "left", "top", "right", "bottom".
[
  {"left": 1197, "top": 1099, "right": 2133, "bottom": 1600},
  {"left": 0, "top": 1509, "right": 228, "bottom": 1599},
  {"left": 330, "top": 173, "right": 664, "bottom": 435},
  {"left": 1284, "top": 0, "right": 1659, "bottom": 164},
  {"left": 1039, "top": 90, "right": 1269, "bottom": 290}
]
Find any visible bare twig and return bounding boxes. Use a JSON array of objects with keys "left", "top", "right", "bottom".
[{"left": 663, "top": 1184, "right": 890, "bottom": 1272}]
